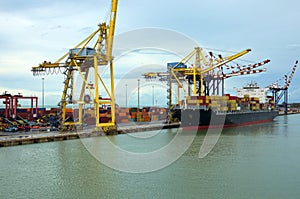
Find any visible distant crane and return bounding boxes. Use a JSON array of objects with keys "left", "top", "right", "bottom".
[
  {"left": 31, "top": 0, "right": 119, "bottom": 132},
  {"left": 268, "top": 60, "right": 298, "bottom": 114}
]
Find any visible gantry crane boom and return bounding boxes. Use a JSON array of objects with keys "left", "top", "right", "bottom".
[
  {"left": 170, "top": 48, "right": 251, "bottom": 97},
  {"left": 144, "top": 61, "right": 269, "bottom": 80},
  {"left": 217, "top": 59, "right": 270, "bottom": 79},
  {"left": 218, "top": 69, "right": 267, "bottom": 79},
  {"left": 285, "top": 60, "right": 298, "bottom": 89},
  {"left": 31, "top": 0, "right": 119, "bottom": 132},
  {"left": 269, "top": 60, "right": 298, "bottom": 90}
]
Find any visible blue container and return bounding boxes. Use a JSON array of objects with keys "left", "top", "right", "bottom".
[
  {"left": 100, "top": 109, "right": 108, "bottom": 114},
  {"left": 167, "top": 62, "right": 187, "bottom": 69},
  {"left": 17, "top": 109, "right": 27, "bottom": 113}
]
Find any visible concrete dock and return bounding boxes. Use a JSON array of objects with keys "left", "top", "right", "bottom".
[{"left": 0, "top": 122, "right": 180, "bottom": 147}]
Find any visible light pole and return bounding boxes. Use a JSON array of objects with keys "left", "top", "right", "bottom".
[
  {"left": 152, "top": 85, "right": 154, "bottom": 106},
  {"left": 42, "top": 78, "right": 44, "bottom": 108},
  {"left": 125, "top": 84, "right": 128, "bottom": 107},
  {"left": 138, "top": 79, "right": 140, "bottom": 109}
]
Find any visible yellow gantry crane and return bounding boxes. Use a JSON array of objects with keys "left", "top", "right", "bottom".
[
  {"left": 32, "top": 0, "right": 118, "bottom": 132},
  {"left": 167, "top": 47, "right": 251, "bottom": 105},
  {"left": 143, "top": 47, "right": 260, "bottom": 123},
  {"left": 165, "top": 47, "right": 254, "bottom": 123}
]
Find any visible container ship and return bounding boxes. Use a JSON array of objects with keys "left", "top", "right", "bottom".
[{"left": 171, "top": 83, "right": 279, "bottom": 130}]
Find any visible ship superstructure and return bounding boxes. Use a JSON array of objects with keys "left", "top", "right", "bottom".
[{"left": 236, "top": 82, "right": 270, "bottom": 104}]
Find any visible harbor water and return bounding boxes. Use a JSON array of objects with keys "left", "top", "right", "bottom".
[{"left": 1, "top": 114, "right": 300, "bottom": 198}]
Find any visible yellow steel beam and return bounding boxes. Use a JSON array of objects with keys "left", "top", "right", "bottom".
[
  {"left": 98, "top": 73, "right": 112, "bottom": 99},
  {"left": 73, "top": 61, "right": 95, "bottom": 100},
  {"left": 61, "top": 65, "right": 73, "bottom": 126},
  {"left": 64, "top": 122, "right": 82, "bottom": 126},
  {"left": 96, "top": 23, "right": 107, "bottom": 53},
  {"left": 168, "top": 69, "right": 173, "bottom": 109},
  {"left": 55, "top": 28, "right": 101, "bottom": 64},
  {"left": 172, "top": 49, "right": 251, "bottom": 76},
  {"left": 110, "top": 61, "right": 116, "bottom": 124},
  {"left": 199, "top": 47, "right": 208, "bottom": 67},
  {"left": 201, "top": 49, "right": 251, "bottom": 74},
  {"left": 194, "top": 49, "right": 202, "bottom": 95},
  {"left": 179, "top": 49, "right": 197, "bottom": 65},
  {"left": 98, "top": 122, "right": 115, "bottom": 127},
  {"left": 94, "top": 55, "right": 100, "bottom": 127},
  {"left": 106, "top": 0, "right": 118, "bottom": 61},
  {"left": 31, "top": 28, "right": 101, "bottom": 71},
  {"left": 170, "top": 69, "right": 188, "bottom": 95},
  {"left": 193, "top": 66, "right": 197, "bottom": 95}
]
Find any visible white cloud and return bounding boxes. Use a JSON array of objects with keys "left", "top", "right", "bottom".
[{"left": 286, "top": 44, "right": 300, "bottom": 50}]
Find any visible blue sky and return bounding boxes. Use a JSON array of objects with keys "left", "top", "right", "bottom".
[{"left": 1, "top": 0, "right": 300, "bottom": 106}]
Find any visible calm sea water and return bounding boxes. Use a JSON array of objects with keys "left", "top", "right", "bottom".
[{"left": 1, "top": 114, "right": 300, "bottom": 199}]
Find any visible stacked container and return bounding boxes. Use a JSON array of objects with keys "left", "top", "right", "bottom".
[
  {"left": 115, "top": 108, "right": 131, "bottom": 123},
  {"left": 182, "top": 94, "right": 275, "bottom": 112}
]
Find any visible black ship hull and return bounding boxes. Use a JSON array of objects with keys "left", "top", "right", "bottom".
[{"left": 178, "top": 109, "right": 278, "bottom": 130}]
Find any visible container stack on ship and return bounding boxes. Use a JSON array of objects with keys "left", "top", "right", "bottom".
[{"left": 174, "top": 86, "right": 278, "bottom": 129}]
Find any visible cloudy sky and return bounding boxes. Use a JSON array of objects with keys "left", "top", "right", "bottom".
[{"left": 1, "top": 0, "right": 300, "bottom": 107}]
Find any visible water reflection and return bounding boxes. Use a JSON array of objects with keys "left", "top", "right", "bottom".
[{"left": 1, "top": 115, "right": 300, "bottom": 198}]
